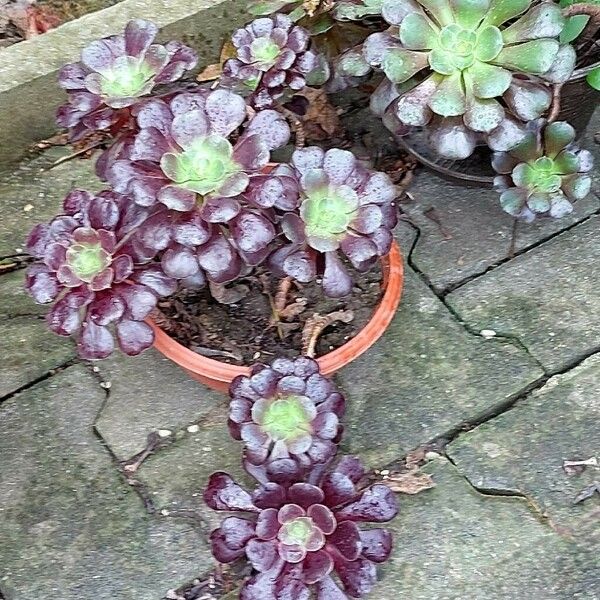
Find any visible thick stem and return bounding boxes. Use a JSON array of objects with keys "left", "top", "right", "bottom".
[{"left": 547, "top": 83, "right": 563, "bottom": 123}]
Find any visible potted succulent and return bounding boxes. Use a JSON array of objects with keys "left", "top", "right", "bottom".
[
  {"left": 24, "top": 18, "right": 405, "bottom": 391},
  {"left": 244, "top": 0, "right": 598, "bottom": 216}
]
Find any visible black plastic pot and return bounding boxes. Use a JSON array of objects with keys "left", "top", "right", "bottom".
[{"left": 397, "top": 61, "right": 600, "bottom": 187}]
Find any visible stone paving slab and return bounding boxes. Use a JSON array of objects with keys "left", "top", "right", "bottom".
[
  {"left": 447, "top": 353, "right": 600, "bottom": 537},
  {"left": 0, "top": 365, "right": 212, "bottom": 600},
  {"left": 446, "top": 216, "right": 600, "bottom": 374},
  {"left": 0, "top": 152, "right": 101, "bottom": 257},
  {"left": 0, "top": 316, "right": 74, "bottom": 398},
  {"left": 373, "top": 457, "right": 598, "bottom": 599},
  {"left": 337, "top": 268, "right": 543, "bottom": 467},
  {"left": 0, "top": 269, "right": 46, "bottom": 319},
  {"left": 94, "top": 349, "right": 226, "bottom": 460},
  {"left": 403, "top": 108, "right": 600, "bottom": 293},
  {"left": 136, "top": 404, "right": 252, "bottom": 532}
]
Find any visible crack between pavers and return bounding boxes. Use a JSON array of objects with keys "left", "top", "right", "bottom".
[
  {"left": 402, "top": 214, "right": 548, "bottom": 370},
  {"left": 438, "top": 206, "right": 600, "bottom": 297},
  {"left": 0, "top": 357, "right": 79, "bottom": 407}
]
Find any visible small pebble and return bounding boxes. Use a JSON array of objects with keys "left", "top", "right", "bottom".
[
  {"left": 425, "top": 451, "right": 441, "bottom": 460},
  {"left": 160, "top": 509, "right": 170, "bottom": 516},
  {"left": 253, "top": 351, "right": 261, "bottom": 360},
  {"left": 187, "top": 424, "right": 200, "bottom": 433},
  {"left": 100, "top": 381, "right": 111, "bottom": 389},
  {"left": 157, "top": 429, "right": 172, "bottom": 438},
  {"left": 480, "top": 329, "right": 496, "bottom": 338},
  {"left": 23, "top": 204, "right": 33, "bottom": 212}
]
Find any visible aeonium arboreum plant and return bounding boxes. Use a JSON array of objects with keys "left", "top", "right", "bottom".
[
  {"left": 220, "top": 15, "right": 319, "bottom": 109},
  {"left": 24, "top": 189, "right": 176, "bottom": 359},
  {"left": 361, "top": 0, "right": 576, "bottom": 158},
  {"left": 492, "top": 120, "right": 594, "bottom": 221},
  {"left": 229, "top": 357, "right": 346, "bottom": 483},
  {"left": 265, "top": 147, "right": 398, "bottom": 297},
  {"left": 204, "top": 455, "right": 398, "bottom": 599},
  {"left": 57, "top": 19, "right": 197, "bottom": 141}
]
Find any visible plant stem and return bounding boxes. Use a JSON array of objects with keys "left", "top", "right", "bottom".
[{"left": 547, "top": 83, "right": 563, "bottom": 123}]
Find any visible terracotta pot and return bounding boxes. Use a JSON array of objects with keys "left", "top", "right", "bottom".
[{"left": 148, "top": 241, "right": 404, "bottom": 392}]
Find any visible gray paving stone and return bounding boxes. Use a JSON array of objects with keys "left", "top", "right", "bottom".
[
  {"left": 447, "top": 353, "right": 600, "bottom": 537},
  {"left": 0, "top": 316, "right": 74, "bottom": 398},
  {"left": 337, "top": 268, "right": 543, "bottom": 467},
  {"left": 94, "top": 348, "right": 225, "bottom": 460},
  {"left": 0, "top": 269, "right": 46, "bottom": 318},
  {"left": 446, "top": 216, "right": 600, "bottom": 373},
  {"left": 373, "top": 457, "right": 597, "bottom": 599},
  {"left": 136, "top": 404, "right": 253, "bottom": 532},
  {"left": 403, "top": 108, "right": 600, "bottom": 293},
  {"left": 0, "top": 153, "right": 101, "bottom": 257},
  {"left": 0, "top": 365, "right": 212, "bottom": 600}
]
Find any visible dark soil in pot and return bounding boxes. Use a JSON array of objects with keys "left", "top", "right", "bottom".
[{"left": 154, "top": 266, "right": 383, "bottom": 366}]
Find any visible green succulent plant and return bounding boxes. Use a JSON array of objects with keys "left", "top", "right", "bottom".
[
  {"left": 493, "top": 120, "right": 594, "bottom": 221},
  {"left": 362, "top": 0, "right": 577, "bottom": 158}
]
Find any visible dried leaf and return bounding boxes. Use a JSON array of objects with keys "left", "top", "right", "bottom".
[
  {"left": 383, "top": 471, "right": 436, "bottom": 495},
  {"left": 563, "top": 456, "right": 598, "bottom": 476},
  {"left": 573, "top": 482, "right": 600, "bottom": 505},
  {"left": 209, "top": 281, "right": 249, "bottom": 305},
  {"left": 296, "top": 87, "right": 342, "bottom": 139},
  {"left": 423, "top": 207, "right": 453, "bottom": 240},
  {"left": 197, "top": 40, "right": 237, "bottom": 82},
  {"left": 301, "top": 310, "right": 354, "bottom": 357},
  {"left": 279, "top": 298, "right": 308, "bottom": 320}
]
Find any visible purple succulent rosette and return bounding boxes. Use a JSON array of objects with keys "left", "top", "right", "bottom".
[
  {"left": 221, "top": 15, "right": 319, "bottom": 109},
  {"left": 57, "top": 19, "right": 197, "bottom": 140},
  {"left": 362, "top": 0, "right": 576, "bottom": 159},
  {"left": 229, "top": 357, "right": 346, "bottom": 482},
  {"left": 493, "top": 120, "right": 594, "bottom": 221},
  {"left": 204, "top": 455, "right": 397, "bottom": 599},
  {"left": 24, "top": 189, "right": 176, "bottom": 359},
  {"left": 265, "top": 147, "right": 398, "bottom": 297},
  {"left": 107, "top": 88, "right": 290, "bottom": 213}
]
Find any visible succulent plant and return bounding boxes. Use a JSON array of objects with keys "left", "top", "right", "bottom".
[
  {"left": 57, "top": 19, "right": 197, "bottom": 140},
  {"left": 107, "top": 89, "right": 290, "bottom": 212},
  {"left": 204, "top": 455, "right": 397, "bottom": 599},
  {"left": 492, "top": 120, "right": 594, "bottom": 221},
  {"left": 228, "top": 357, "right": 345, "bottom": 482},
  {"left": 263, "top": 147, "right": 398, "bottom": 297},
  {"left": 221, "top": 15, "right": 319, "bottom": 109},
  {"left": 24, "top": 190, "right": 176, "bottom": 359},
  {"left": 362, "top": 0, "right": 576, "bottom": 158}
]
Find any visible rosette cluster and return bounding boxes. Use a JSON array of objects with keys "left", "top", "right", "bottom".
[
  {"left": 492, "top": 120, "right": 594, "bottom": 221},
  {"left": 268, "top": 147, "right": 398, "bottom": 297},
  {"left": 221, "top": 15, "right": 319, "bottom": 108},
  {"left": 24, "top": 190, "right": 176, "bottom": 359},
  {"left": 57, "top": 19, "right": 197, "bottom": 140},
  {"left": 229, "top": 357, "right": 345, "bottom": 482},
  {"left": 360, "top": 0, "right": 575, "bottom": 158},
  {"left": 205, "top": 462, "right": 396, "bottom": 599}
]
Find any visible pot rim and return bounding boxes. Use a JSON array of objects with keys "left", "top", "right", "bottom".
[{"left": 148, "top": 240, "right": 404, "bottom": 389}]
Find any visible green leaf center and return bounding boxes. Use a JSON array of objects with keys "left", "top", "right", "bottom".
[
  {"left": 278, "top": 517, "right": 315, "bottom": 546},
  {"left": 261, "top": 396, "right": 312, "bottom": 441},
  {"left": 161, "top": 136, "right": 240, "bottom": 196},
  {"left": 525, "top": 157, "right": 562, "bottom": 193},
  {"left": 100, "top": 59, "right": 155, "bottom": 98},
  {"left": 66, "top": 243, "right": 111, "bottom": 282},
  {"left": 250, "top": 37, "right": 281, "bottom": 68},
  {"left": 301, "top": 187, "right": 358, "bottom": 241}
]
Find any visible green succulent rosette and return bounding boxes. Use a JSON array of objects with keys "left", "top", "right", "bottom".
[
  {"left": 493, "top": 120, "right": 594, "bottom": 221},
  {"left": 361, "top": 0, "right": 576, "bottom": 158}
]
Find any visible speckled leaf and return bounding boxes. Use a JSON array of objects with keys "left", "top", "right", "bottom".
[
  {"left": 394, "top": 74, "right": 440, "bottom": 125},
  {"left": 544, "top": 121, "right": 576, "bottom": 158},
  {"left": 482, "top": 0, "right": 529, "bottom": 27},
  {"left": 418, "top": 0, "right": 455, "bottom": 26},
  {"left": 543, "top": 44, "right": 577, "bottom": 83},
  {"left": 382, "top": 48, "right": 429, "bottom": 83},
  {"left": 428, "top": 71, "right": 467, "bottom": 116},
  {"left": 474, "top": 26, "right": 503, "bottom": 62},
  {"left": 501, "top": 3, "right": 565, "bottom": 44},
  {"left": 493, "top": 39, "right": 559, "bottom": 74},
  {"left": 428, "top": 116, "right": 477, "bottom": 158},
  {"left": 399, "top": 13, "right": 439, "bottom": 49},
  {"left": 503, "top": 80, "right": 551, "bottom": 120},
  {"left": 464, "top": 96, "right": 504, "bottom": 132},
  {"left": 560, "top": 15, "right": 589, "bottom": 43},
  {"left": 450, "top": 0, "right": 489, "bottom": 29},
  {"left": 465, "top": 60, "right": 512, "bottom": 98}
]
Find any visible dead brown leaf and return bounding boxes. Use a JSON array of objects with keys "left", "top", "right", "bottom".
[
  {"left": 301, "top": 310, "right": 354, "bottom": 357},
  {"left": 196, "top": 40, "right": 237, "bottom": 82},
  {"left": 383, "top": 471, "right": 436, "bottom": 495},
  {"left": 296, "top": 87, "right": 342, "bottom": 140}
]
